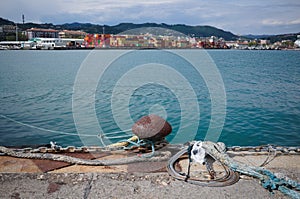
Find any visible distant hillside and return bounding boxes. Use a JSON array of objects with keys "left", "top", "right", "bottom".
[
  {"left": 2, "top": 17, "right": 299, "bottom": 42},
  {"left": 265, "top": 33, "right": 300, "bottom": 43},
  {"left": 0, "top": 17, "right": 14, "bottom": 25},
  {"left": 243, "top": 33, "right": 300, "bottom": 42},
  {"left": 243, "top": 34, "right": 274, "bottom": 39},
  {"left": 60, "top": 22, "right": 239, "bottom": 40},
  {"left": 0, "top": 17, "right": 238, "bottom": 40}
]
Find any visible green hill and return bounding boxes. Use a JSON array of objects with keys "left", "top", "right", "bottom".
[
  {"left": 0, "top": 17, "right": 238, "bottom": 40},
  {"left": 0, "top": 17, "right": 14, "bottom": 25}
]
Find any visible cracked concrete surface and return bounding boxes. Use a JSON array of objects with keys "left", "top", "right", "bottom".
[
  {"left": 0, "top": 150, "right": 299, "bottom": 198},
  {"left": 0, "top": 172, "right": 294, "bottom": 199},
  {"left": 83, "top": 173, "right": 93, "bottom": 199}
]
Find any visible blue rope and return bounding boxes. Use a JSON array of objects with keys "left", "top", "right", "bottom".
[
  {"left": 203, "top": 141, "right": 300, "bottom": 199},
  {"left": 231, "top": 161, "right": 300, "bottom": 198},
  {"left": 278, "top": 186, "right": 300, "bottom": 199},
  {"left": 258, "top": 169, "right": 300, "bottom": 196},
  {"left": 140, "top": 140, "right": 155, "bottom": 158},
  {"left": 231, "top": 158, "right": 300, "bottom": 198},
  {"left": 118, "top": 137, "right": 155, "bottom": 158}
]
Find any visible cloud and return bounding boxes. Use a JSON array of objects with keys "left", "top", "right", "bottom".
[
  {"left": 262, "top": 19, "right": 300, "bottom": 26},
  {"left": 1, "top": 0, "right": 300, "bottom": 34}
]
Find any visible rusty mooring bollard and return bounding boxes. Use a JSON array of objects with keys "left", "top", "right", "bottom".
[{"left": 132, "top": 115, "right": 172, "bottom": 141}]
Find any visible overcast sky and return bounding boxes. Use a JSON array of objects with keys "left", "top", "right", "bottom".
[{"left": 1, "top": 0, "right": 300, "bottom": 35}]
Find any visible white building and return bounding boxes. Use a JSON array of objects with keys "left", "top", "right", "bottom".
[
  {"left": 295, "top": 35, "right": 300, "bottom": 48},
  {"left": 29, "top": 38, "right": 84, "bottom": 49}
]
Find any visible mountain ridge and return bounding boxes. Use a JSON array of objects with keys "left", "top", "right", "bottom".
[
  {"left": 1, "top": 17, "right": 299, "bottom": 42},
  {"left": 0, "top": 17, "right": 238, "bottom": 40}
]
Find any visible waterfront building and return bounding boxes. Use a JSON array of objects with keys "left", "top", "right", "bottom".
[
  {"left": 260, "top": 39, "right": 270, "bottom": 45},
  {"left": 0, "top": 40, "right": 33, "bottom": 49},
  {"left": 225, "top": 41, "right": 239, "bottom": 49},
  {"left": 84, "top": 34, "right": 111, "bottom": 48},
  {"left": 26, "top": 28, "right": 59, "bottom": 40},
  {"left": 176, "top": 38, "right": 191, "bottom": 48},
  {"left": 109, "top": 35, "right": 126, "bottom": 47},
  {"left": 236, "top": 40, "right": 249, "bottom": 49},
  {"left": 0, "top": 25, "right": 18, "bottom": 41},
  {"left": 59, "top": 30, "right": 86, "bottom": 39},
  {"left": 294, "top": 35, "right": 300, "bottom": 48},
  {"left": 0, "top": 25, "right": 16, "bottom": 33},
  {"left": 27, "top": 37, "right": 84, "bottom": 50}
]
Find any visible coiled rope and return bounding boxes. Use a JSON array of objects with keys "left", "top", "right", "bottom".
[
  {"left": 198, "top": 141, "right": 300, "bottom": 199},
  {"left": 167, "top": 145, "right": 240, "bottom": 187}
]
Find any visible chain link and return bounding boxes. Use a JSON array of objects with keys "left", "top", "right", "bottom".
[
  {"left": 227, "top": 145, "right": 300, "bottom": 155},
  {"left": 0, "top": 140, "right": 169, "bottom": 154},
  {"left": 1, "top": 143, "right": 300, "bottom": 155}
]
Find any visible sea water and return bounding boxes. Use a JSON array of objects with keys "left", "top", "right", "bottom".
[{"left": 0, "top": 49, "right": 299, "bottom": 147}]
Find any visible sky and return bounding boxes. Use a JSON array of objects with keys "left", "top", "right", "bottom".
[{"left": 1, "top": 0, "right": 300, "bottom": 35}]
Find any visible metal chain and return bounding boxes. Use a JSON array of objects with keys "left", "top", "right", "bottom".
[
  {"left": 227, "top": 145, "right": 300, "bottom": 155},
  {"left": 1, "top": 143, "right": 299, "bottom": 155},
  {"left": 0, "top": 140, "right": 169, "bottom": 154}
]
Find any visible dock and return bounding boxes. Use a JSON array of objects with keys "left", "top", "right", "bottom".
[{"left": 0, "top": 144, "right": 299, "bottom": 199}]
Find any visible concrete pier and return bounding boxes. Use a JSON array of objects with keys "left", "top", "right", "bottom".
[{"left": 0, "top": 146, "right": 299, "bottom": 199}]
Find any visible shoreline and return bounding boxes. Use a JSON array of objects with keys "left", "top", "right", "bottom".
[
  {"left": 2, "top": 47, "right": 298, "bottom": 51},
  {"left": 1, "top": 45, "right": 299, "bottom": 51}
]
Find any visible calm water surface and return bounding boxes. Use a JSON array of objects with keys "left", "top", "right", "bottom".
[{"left": 0, "top": 50, "right": 299, "bottom": 146}]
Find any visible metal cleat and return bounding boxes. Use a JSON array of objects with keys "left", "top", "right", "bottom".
[
  {"left": 23, "top": 148, "right": 33, "bottom": 153},
  {"left": 288, "top": 147, "right": 297, "bottom": 152},
  {"left": 38, "top": 147, "right": 47, "bottom": 153},
  {"left": 66, "top": 146, "right": 76, "bottom": 153},
  {"left": 232, "top": 146, "right": 241, "bottom": 151},
  {"left": 283, "top": 148, "right": 289, "bottom": 153}
]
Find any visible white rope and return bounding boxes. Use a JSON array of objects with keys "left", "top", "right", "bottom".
[
  {"left": 103, "top": 128, "right": 132, "bottom": 136},
  {"left": 0, "top": 114, "right": 131, "bottom": 138},
  {"left": 104, "top": 134, "right": 133, "bottom": 139}
]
